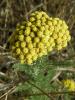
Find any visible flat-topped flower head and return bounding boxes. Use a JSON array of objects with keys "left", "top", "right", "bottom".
[{"left": 8, "top": 11, "right": 71, "bottom": 65}]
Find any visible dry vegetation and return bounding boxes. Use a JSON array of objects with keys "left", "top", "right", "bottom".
[{"left": 0, "top": 0, "right": 75, "bottom": 100}]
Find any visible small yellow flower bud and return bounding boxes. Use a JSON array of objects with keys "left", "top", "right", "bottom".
[
  {"left": 56, "top": 38, "right": 62, "bottom": 44},
  {"left": 16, "top": 48, "right": 21, "bottom": 54},
  {"left": 48, "top": 38, "right": 54, "bottom": 44},
  {"left": 32, "top": 54, "right": 38, "bottom": 61},
  {"left": 52, "top": 33, "right": 58, "bottom": 39},
  {"left": 44, "top": 30, "right": 50, "bottom": 35},
  {"left": 30, "top": 32, "right": 35, "bottom": 38},
  {"left": 46, "top": 42, "right": 50, "bottom": 47},
  {"left": 45, "top": 25, "right": 49, "bottom": 29},
  {"left": 20, "top": 25, "right": 25, "bottom": 29},
  {"left": 47, "top": 47, "right": 53, "bottom": 52},
  {"left": 36, "top": 20, "right": 41, "bottom": 26},
  {"left": 49, "top": 26, "right": 54, "bottom": 32},
  {"left": 25, "top": 27, "right": 31, "bottom": 36},
  {"left": 37, "top": 31, "right": 43, "bottom": 37},
  {"left": 28, "top": 43, "right": 33, "bottom": 49},
  {"left": 41, "top": 37, "right": 47, "bottom": 43},
  {"left": 23, "top": 48, "right": 28, "bottom": 54},
  {"left": 33, "top": 43, "right": 36, "bottom": 47},
  {"left": 30, "top": 17, "right": 35, "bottom": 22},
  {"left": 36, "top": 14, "right": 42, "bottom": 19},
  {"left": 15, "top": 41, "right": 19, "bottom": 47},
  {"left": 41, "top": 17, "right": 46, "bottom": 22},
  {"left": 21, "top": 41, "right": 26, "bottom": 48},
  {"left": 26, "top": 54, "right": 32, "bottom": 59},
  {"left": 37, "top": 42, "right": 44, "bottom": 48},
  {"left": 40, "top": 26, "right": 45, "bottom": 31},
  {"left": 26, "top": 36, "right": 31, "bottom": 43},
  {"left": 34, "top": 37, "right": 40, "bottom": 43},
  {"left": 27, "top": 21, "right": 32, "bottom": 26},
  {"left": 47, "top": 21, "right": 52, "bottom": 26},
  {"left": 58, "top": 33, "right": 64, "bottom": 38},
  {"left": 30, "top": 49, "right": 35, "bottom": 56},
  {"left": 67, "top": 35, "right": 71, "bottom": 41},
  {"left": 52, "top": 20, "right": 57, "bottom": 25},
  {"left": 19, "top": 30, "right": 24, "bottom": 34},
  {"left": 32, "top": 26, "right": 37, "bottom": 32},
  {"left": 18, "top": 35, "right": 24, "bottom": 41}
]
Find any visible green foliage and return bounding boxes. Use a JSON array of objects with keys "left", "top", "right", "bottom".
[{"left": 13, "top": 55, "right": 75, "bottom": 100}]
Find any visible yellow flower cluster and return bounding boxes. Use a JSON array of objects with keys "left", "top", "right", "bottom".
[
  {"left": 8, "top": 11, "right": 71, "bottom": 64},
  {"left": 52, "top": 18, "right": 71, "bottom": 50},
  {"left": 62, "top": 79, "right": 75, "bottom": 91}
]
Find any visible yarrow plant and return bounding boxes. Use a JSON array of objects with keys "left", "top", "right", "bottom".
[
  {"left": 8, "top": 11, "right": 71, "bottom": 64},
  {"left": 62, "top": 79, "right": 75, "bottom": 91}
]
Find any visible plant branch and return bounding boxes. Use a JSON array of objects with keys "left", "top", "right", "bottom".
[
  {"left": 19, "top": 91, "right": 75, "bottom": 97},
  {"left": 27, "top": 81, "right": 55, "bottom": 100}
]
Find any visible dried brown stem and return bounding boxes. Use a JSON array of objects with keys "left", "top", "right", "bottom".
[
  {"left": 0, "top": 86, "right": 16, "bottom": 99},
  {"left": 55, "top": 67, "right": 75, "bottom": 72},
  {"left": 25, "top": 3, "right": 43, "bottom": 17}
]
